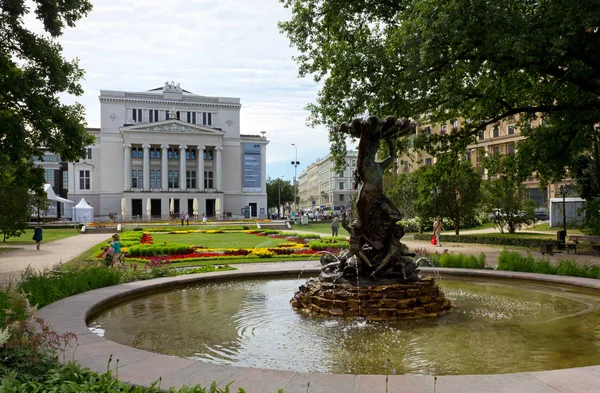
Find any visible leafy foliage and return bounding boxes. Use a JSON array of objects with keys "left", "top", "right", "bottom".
[
  {"left": 413, "top": 234, "right": 557, "bottom": 249},
  {"left": 1, "top": 0, "right": 95, "bottom": 237},
  {"left": 481, "top": 154, "right": 536, "bottom": 233},
  {"left": 279, "top": 0, "right": 600, "bottom": 184},
  {"left": 498, "top": 251, "right": 600, "bottom": 279},
  {"left": 266, "top": 177, "right": 295, "bottom": 212}
]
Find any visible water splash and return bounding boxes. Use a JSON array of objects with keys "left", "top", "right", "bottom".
[{"left": 415, "top": 257, "right": 440, "bottom": 281}]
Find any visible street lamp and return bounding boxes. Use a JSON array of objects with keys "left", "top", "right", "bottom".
[
  {"left": 277, "top": 177, "right": 282, "bottom": 219},
  {"left": 291, "top": 143, "right": 300, "bottom": 217},
  {"left": 559, "top": 185, "right": 568, "bottom": 236},
  {"left": 431, "top": 186, "right": 438, "bottom": 217}
]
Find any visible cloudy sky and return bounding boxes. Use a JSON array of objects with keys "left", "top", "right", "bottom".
[{"left": 45, "top": 0, "right": 333, "bottom": 182}]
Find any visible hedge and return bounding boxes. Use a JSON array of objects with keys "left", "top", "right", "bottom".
[
  {"left": 413, "top": 233, "right": 558, "bottom": 248},
  {"left": 127, "top": 244, "right": 192, "bottom": 257}
]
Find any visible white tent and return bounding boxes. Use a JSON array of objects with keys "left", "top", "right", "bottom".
[
  {"left": 72, "top": 198, "right": 94, "bottom": 223},
  {"left": 41, "top": 184, "right": 74, "bottom": 217}
]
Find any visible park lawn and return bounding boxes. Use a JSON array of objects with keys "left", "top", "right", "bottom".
[
  {"left": 288, "top": 222, "right": 349, "bottom": 236},
  {"left": 151, "top": 232, "right": 287, "bottom": 248},
  {"left": 525, "top": 223, "right": 584, "bottom": 235},
  {"left": 1, "top": 228, "right": 80, "bottom": 245}
]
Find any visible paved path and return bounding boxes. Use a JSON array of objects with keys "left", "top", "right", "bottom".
[{"left": 0, "top": 233, "right": 112, "bottom": 280}]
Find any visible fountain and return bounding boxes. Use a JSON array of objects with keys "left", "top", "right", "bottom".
[{"left": 290, "top": 116, "right": 453, "bottom": 320}]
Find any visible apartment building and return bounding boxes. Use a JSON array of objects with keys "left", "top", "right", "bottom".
[
  {"left": 398, "top": 117, "right": 568, "bottom": 207},
  {"left": 298, "top": 151, "right": 359, "bottom": 215}
]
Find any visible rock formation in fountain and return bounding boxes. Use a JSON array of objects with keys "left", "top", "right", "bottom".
[{"left": 291, "top": 116, "right": 453, "bottom": 320}]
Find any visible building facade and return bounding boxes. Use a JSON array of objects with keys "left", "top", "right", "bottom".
[
  {"left": 298, "top": 151, "right": 358, "bottom": 215},
  {"left": 398, "top": 117, "right": 570, "bottom": 207},
  {"left": 66, "top": 82, "right": 268, "bottom": 220}
]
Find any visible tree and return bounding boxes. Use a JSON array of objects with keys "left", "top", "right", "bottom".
[
  {"left": 383, "top": 170, "right": 418, "bottom": 219},
  {"left": 413, "top": 154, "right": 482, "bottom": 235},
  {"left": 279, "top": 0, "right": 600, "bottom": 179},
  {"left": 481, "top": 154, "right": 536, "bottom": 233},
  {"left": 266, "top": 178, "right": 295, "bottom": 214},
  {"left": 1, "top": 0, "right": 94, "bottom": 233}
]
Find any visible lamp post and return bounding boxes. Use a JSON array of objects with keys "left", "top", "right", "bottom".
[
  {"left": 291, "top": 143, "right": 300, "bottom": 217},
  {"left": 431, "top": 186, "right": 438, "bottom": 217},
  {"left": 559, "top": 185, "right": 568, "bottom": 236},
  {"left": 277, "top": 177, "right": 281, "bottom": 219}
]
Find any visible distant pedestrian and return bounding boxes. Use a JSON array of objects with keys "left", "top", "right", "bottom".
[
  {"left": 109, "top": 234, "right": 121, "bottom": 266},
  {"left": 331, "top": 217, "right": 339, "bottom": 237},
  {"left": 433, "top": 217, "right": 444, "bottom": 247},
  {"left": 180, "top": 212, "right": 185, "bottom": 226},
  {"left": 202, "top": 212, "right": 207, "bottom": 225},
  {"left": 185, "top": 213, "right": 189, "bottom": 226},
  {"left": 33, "top": 223, "right": 43, "bottom": 250}
]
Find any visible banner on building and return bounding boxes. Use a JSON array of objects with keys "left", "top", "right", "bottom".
[{"left": 242, "top": 143, "right": 261, "bottom": 192}]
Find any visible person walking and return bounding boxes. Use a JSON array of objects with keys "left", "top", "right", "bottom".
[
  {"left": 33, "top": 223, "right": 43, "bottom": 250},
  {"left": 202, "top": 212, "right": 207, "bottom": 225},
  {"left": 331, "top": 217, "right": 339, "bottom": 237},
  {"left": 433, "top": 217, "right": 444, "bottom": 247},
  {"left": 180, "top": 212, "right": 185, "bottom": 226},
  {"left": 185, "top": 212, "right": 189, "bottom": 226},
  {"left": 109, "top": 234, "right": 121, "bottom": 266}
]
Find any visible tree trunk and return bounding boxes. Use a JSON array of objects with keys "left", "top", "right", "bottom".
[{"left": 455, "top": 214, "right": 460, "bottom": 235}]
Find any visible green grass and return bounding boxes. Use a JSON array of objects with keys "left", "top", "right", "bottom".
[
  {"left": 526, "top": 222, "right": 584, "bottom": 234},
  {"left": 1, "top": 228, "right": 80, "bottom": 245},
  {"left": 287, "top": 222, "right": 349, "bottom": 236},
  {"left": 151, "top": 232, "right": 287, "bottom": 248}
]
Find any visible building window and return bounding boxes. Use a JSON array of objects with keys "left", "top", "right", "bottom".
[
  {"left": 493, "top": 126, "right": 500, "bottom": 138},
  {"left": 452, "top": 120, "right": 459, "bottom": 130},
  {"left": 465, "top": 151, "right": 471, "bottom": 162},
  {"left": 425, "top": 158, "right": 432, "bottom": 166},
  {"left": 508, "top": 125, "right": 515, "bottom": 135},
  {"left": 477, "top": 148, "right": 485, "bottom": 163},
  {"left": 132, "top": 108, "right": 142, "bottom": 122},
  {"left": 339, "top": 182, "right": 344, "bottom": 190},
  {"left": 403, "top": 160, "right": 409, "bottom": 172},
  {"left": 339, "top": 194, "right": 345, "bottom": 202},
  {"left": 424, "top": 126, "right": 432, "bottom": 135},
  {"left": 338, "top": 170, "right": 344, "bottom": 177},
  {"left": 508, "top": 144, "right": 515, "bottom": 155},
  {"left": 149, "top": 109, "right": 159, "bottom": 123},
  {"left": 186, "top": 149, "right": 196, "bottom": 160},
  {"left": 131, "top": 147, "right": 143, "bottom": 158},
  {"left": 79, "top": 170, "right": 90, "bottom": 190},
  {"left": 131, "top": 170, "right": 142, "bottom": 188},
  {"left": 478, "top": 130, "right": 485, "bottom": 141},
  {"left": 440, "top": 124, "right": 447, "bottom": 135},
  {"left": 208, "top": 113, "right": 212, "bottom": 125},
  {"left": 186, "top": 170, "right": 197, "bottom": 189},
  {"left": 192, "top": 112, "right": 196, "bottom": 124},
  {"left": 204, "top": 171, "right": 214, "bottom": 189},
  {"left": 203, "top": 150, "right": 213, "bottom": 160},
  {"left": 45, "top": 154, "right": 58, "bottom": 162},
  {"left": 45, "top": 169, "right": 55, "bottom": 184},
  {"left": 168, "top": 170, "right": 179, "bottom": 188},
  {"left": 493, "top": 146, "right": 501, "bottom": 156},
  {"left": 168, "top": 148, "right": 179, "bottom": 159},
  {"left": 62, "top": 171, "right": 68, "bottom": 191},
  {"left": 186, "top": 112, "right": 191, "bottom": 123},
  {"left": 351, "top": 159, "right": 356, "bottom": 167},
  {"left": 150, "top": 170, "right": 161, "bottom": 188},
  {"left": 165, "top": 110, "right": 170, "bottom": 121}
]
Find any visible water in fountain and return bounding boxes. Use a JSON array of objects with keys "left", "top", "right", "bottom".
[{"left": 415, "top": 256, "right": 441, "bottom": 281}]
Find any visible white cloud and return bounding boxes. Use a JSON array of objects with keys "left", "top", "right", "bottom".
[{"left": 43, "top": 0, "right": 337, "bottom": 181}]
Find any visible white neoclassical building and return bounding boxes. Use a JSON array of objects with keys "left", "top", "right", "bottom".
[{"left": 66, "top": 82, "right": 268, "bottom": 220}]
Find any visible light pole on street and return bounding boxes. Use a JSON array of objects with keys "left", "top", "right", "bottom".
[{"left": 291, "top": 143, "right": 300, "bottom": 217}]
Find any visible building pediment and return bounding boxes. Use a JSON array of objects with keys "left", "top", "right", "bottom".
[{"left": 121, "top": 120, "right": 225, "bottom": 135}]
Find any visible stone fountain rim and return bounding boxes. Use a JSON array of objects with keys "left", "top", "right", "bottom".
[{"left": 36, "top": 266, "right": 600, "bottom": 393}]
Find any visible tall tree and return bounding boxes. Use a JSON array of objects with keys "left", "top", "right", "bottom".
[
  {"left": 481, "top": 154, "right": 536, "bottom": 233},
  {"left": 279, "top": 0, "right": 600, "bottom": 179},
  {"left": 266, "top": 178, "right": 295, "bottom": 212},
  {"left": 1, "top": 0, "right": 94, "bottom": 233},
  {"left": 413, "top": 154, "right": 482, "bottom": 235}
]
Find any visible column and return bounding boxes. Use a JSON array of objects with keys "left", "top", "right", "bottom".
[
  {"left": 197, "top": 145, "right": 205, "bottom": 191},
  {"left": 215, "top": 146, "right": 223, "bottom": 191},
  {"left": 179, "top": 144, "right": 187, "bottom": 191},
  {"left": 123, "top": 143, "right": 131, "bottom": 190},
  {"left": 161, "top": 144, "right": 169, "bottom": 191},
  {"left": 142, "top": 144, "right": 150, "bottom": 191}
]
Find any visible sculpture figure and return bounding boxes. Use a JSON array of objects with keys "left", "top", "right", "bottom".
[{"left": 320, "top": 115, "right": 418, "bottom": 283}]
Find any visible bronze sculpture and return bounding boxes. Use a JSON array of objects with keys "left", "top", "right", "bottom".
[{"left": 319, "top": 115, "right": 419, "bottom": 283}]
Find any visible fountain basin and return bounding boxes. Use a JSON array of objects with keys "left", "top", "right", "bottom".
[{"left": 36, "top": 266, "right": 600, "bottom": 393}]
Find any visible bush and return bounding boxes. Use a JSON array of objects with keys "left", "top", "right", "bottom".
[
  {"left": 295, "top": 233, "right": 321, "bottom": 239},
  {"left": 436, "top": 252, "right": 486, "bottom": 269},
  {"left": 497, "top": 250, "right": 600, "bottom": 279},
  {"left": 127, "top": 244, "right": 192, "bottom": 257},
  {"left": 133, "top": 227, "right": 143, "bottom": 231},
  {"left": 308, "top": 240, "right": 349, "bottom": 250}
]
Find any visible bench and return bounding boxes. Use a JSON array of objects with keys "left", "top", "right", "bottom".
[{"left": 567, "top": 235, "right": 600, "bottom": 254}]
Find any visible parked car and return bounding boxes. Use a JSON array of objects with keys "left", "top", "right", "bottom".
[{"left": 535, "top": 208, "right": 549, "bottom": 221}]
